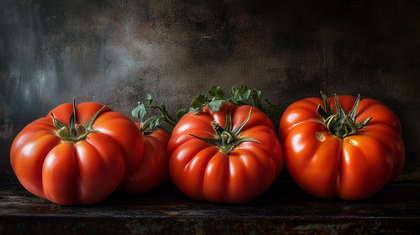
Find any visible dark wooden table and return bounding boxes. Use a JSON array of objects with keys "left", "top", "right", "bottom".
[{"left": 1, "top": 181, "right": 419, "bottom": 234}]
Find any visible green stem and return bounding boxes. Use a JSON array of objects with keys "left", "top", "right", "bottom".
[
  {"left": 317, "top": 92, "right": 372, "bottom": 138},
  {"left": 141, "top": 105, "right": 176, "bottom": 134},
  {"left": 135, "top": 94, "right": 180, "bottom": 134},
  {"left": 220, "top": 132, "right": 229, "bottom": 152},
  {"left": 160, "top": 105, "right": 177, "bottom": 128},
  {"left": 189, "top": 108, "right": 260, "bottom": 154},
  {"left": 51, "top": 101, "right": 104, "bottom": 142}
]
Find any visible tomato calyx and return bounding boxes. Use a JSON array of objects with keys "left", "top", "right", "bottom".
[
  {"left": 190, "top": 107, "right": 260, "bottom": 154},
  {"left": 317, "top": 92, "right": 372, "bottom": 138},
  {"left": 51, "top": 99, "right": 106, "bottom": 142}
]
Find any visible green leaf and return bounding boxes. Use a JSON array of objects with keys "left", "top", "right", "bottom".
[
  {"left": 317, "top": 105, "right": 329, "bottom": 120},
  {"left": 211, "top": 121, "right": 225, "bottom": 138},
  {"left": 208, "top": 86, "right": 225, "bottom": 100},
  {"left": 356, "top": 116, "right": 372, "bottom": 130},
  {"left": 131, "top": 103, "right": 147, "bottom": 122},
  {"left": 140, "top": 118, "right": 154, "bottom": 132},
  {"left": 230, "top": 100, "right": 247, "bottom": 106},
  {"left": 266, "top": 104, "right": 280, "bottom": 121},
  {"left": 189, "top": 134, "right": 221, "bottom": 145},
  {"left": 191, "top": 93, "right": 209, "bottom": 109},
  {"left": 349, "top": 94, "right": 361, "bottom": 121},
  {"left": 250, "top": 89, "right": 263, "bottom": 109},
  {"left": 320, "top": 91, "right": 334, "bottom": 117},
  {"left": 176, "top": 109, "right": 187, "bottom": 120},
  {"left": 225, "top": 107, "right": 232, "bottom": 132},
  {"left": 232, "top": 137, "right": 261, "bottom": 145},
  {"left": 149, "top": 115, "right": 162, "bottom": 130},
  {"left": 230, "top": 86, "right": 239, "bottom": 96},
  {"left": 189, "top": 107, "right": 201, "bottom": 115},
  {"left": 146, "top": 94, "right": 153, "bottom": 106},
  {"left": 85, "top": 106, "right": 106, "bottom": 131},
  {"left": 230, "top": 85, "right": 251, "bottom": 102},
  {"left": 335, "top": 95, "right": 346, "bottom": 124},
  {"left": 208, "top": 99, "right": 226, "bottom": 111},
  {"left": 51, "top": 113, "right": 66, "bottom": 130},
  {"left": 69, "top": 99, "right": 77, "bottom": 136},
  {"left": 232, "top": 107, "right": 252, "bottom": 136}
]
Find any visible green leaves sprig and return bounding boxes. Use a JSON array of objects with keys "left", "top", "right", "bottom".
[
  {"left": 132, "top": 94, "right": 184, "bottom": 134},
  {"left": 190, "top": 85, "right": 280, "bottom": 121}
]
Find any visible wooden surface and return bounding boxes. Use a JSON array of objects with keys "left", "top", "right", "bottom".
[{"left": 1, "top": 181, "right": 419, "bottom": 234}]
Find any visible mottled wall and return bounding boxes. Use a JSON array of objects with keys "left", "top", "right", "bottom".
[{"left": 1, "top": 0, "right": 419, "bottom": 182}]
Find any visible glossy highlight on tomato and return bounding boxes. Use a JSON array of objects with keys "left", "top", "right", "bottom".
[
  {"left": 167, "top": 102, "right": 284, "bottom": 204},
  {"left": 10, "top": 102, "right": 144, "bottom": 205},
  {"left": 278, "top": 93, "right": 405, "bottom": 200}
]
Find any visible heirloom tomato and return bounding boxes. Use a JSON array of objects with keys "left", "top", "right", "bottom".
[
  {"left": 167, "top": 102, "right": 284, "bottom": 204},
  {"left": 10, "top": 101, "right": 144, "bottom": 205},
  {"left": 115, "top": 123, "right": 170, "bottom": 194},
  {"left": 278, "top": 92, "right": 405, "bottom": 200}
]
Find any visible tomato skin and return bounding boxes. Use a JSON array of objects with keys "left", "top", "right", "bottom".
[
  {"left": 10, "top": 102, "right": 144, "bottom": 205},
  {"left": 167, "top": 102, "right": 284, "bottom": 204},
  {"left": 279, "top": 95, "right": 405, "bottom": 200},
  {"left": 115, "top": 123, "right": 170, "bottom": 194}
]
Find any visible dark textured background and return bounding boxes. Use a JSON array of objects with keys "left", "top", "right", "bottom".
[{"left": 1, "top": 0, "right": 419, "bottom": 182}]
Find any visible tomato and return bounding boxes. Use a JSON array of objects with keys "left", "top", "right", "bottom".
[
  {"left": 167, "top": 102, "right": 284, "bottom": 204},
  {"left": 115, "top": 123, "right": 170, "bottom": 194},
  {"left": 278, "top": 93, "right": 405, "bottom": 200},
  {"left": 10, "top": 102, "right": 144, "bottom": 205}
]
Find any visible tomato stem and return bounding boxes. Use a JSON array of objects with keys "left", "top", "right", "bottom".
[
  {"left": 221, "top": 132, "right": 229, "bottom": 150},
  {"left": 51, "top": 100, "right": 105, "bottom": 142},
  {"left": 189, "top": 107, "right": 260, "bottom": 154},
  {"left": 317, "top": 92, "right": 372, "bottom": 138},
  {"left": 154, "top": 104, "right": 178, "bottom": 128}
]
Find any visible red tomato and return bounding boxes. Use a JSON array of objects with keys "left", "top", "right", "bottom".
[
  {"left": 167, "top": 102, "right": 284, "bottom": 204},
  {"left": 10, "top": 102, "right": 144, "bottom": 205},
  {"left": 279, "top": 94, "right": 405, "bottom": 200},
  {"left": 115, "top": 123, "right": 170, "bottom": 193}
]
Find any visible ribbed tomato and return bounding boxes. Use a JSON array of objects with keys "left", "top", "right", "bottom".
[
  {"left": 279, "top": 93, "right": 405, "bottom": 200},
  {"left": 10, "top": 102, "right": 144, "bottom": 205},
  {"left": 167, "top": 102, "right": 284, "bottom": 204}
]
